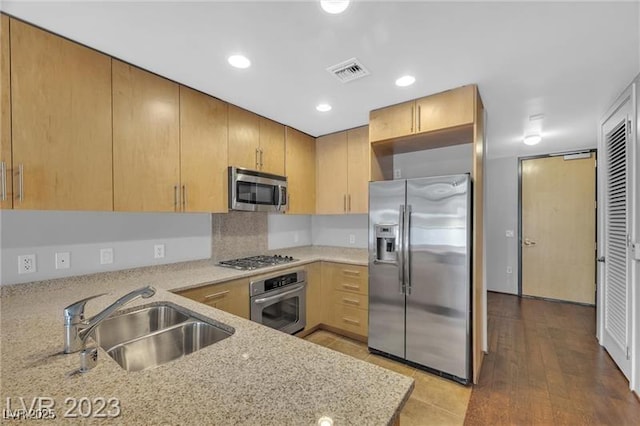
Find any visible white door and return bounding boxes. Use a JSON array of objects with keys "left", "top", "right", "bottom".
[{"left": 600, "top": 99, "right": 632, "bottom": 380}]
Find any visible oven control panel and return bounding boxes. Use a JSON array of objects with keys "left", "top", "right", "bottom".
[{"left": 249, "top": 270, "right": 306, "bottom": 297}]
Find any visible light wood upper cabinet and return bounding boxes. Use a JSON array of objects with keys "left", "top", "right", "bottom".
[
  {"left": 415, "top": 85, "right": 474, "bottom": 133},
  {"left": 0, "top": 15, "right": 12, "bottom": 209},
  {"left": 228, "top": 105, "right": 260, "bottom": 170},
  {"left": 369, "top": 85, "right": 476, "bottom": 143},
  {"left": 316, "top": 126, "right": 369, "bottom": 214},
  {"left": 10, "top": 19, "right": 113, "bottom": 211},
  {"left": 228, "top": 105, "right": 285, "bottom": 174},
  {"left": 179, "top": 86, "right": 228, "bottom": 213},
  {"left": 369, "top": 100, "right": 414, "bottom": 143},
  {"left": 285, "top": 127, "right": 316, "bottom": 214},
  {"left": 112, "top": 60, "right": 180, "bottom": 212},
  {"left": 346, "top": 126, "right": 369, "bottom": 214},
  {"left": 316, "top": 131, "right": 348, "bottom": 214},
  {"left": 259, "top": 117, "right": 285, "bottom": 175}
]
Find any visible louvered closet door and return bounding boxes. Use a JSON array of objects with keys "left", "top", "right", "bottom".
[{"left": 602, "top": 103, "right": 632, "bottom": 380}]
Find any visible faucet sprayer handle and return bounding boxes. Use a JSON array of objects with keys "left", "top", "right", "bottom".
[{"left": 63, "top": 293, "right": 108, "bottom": 324}]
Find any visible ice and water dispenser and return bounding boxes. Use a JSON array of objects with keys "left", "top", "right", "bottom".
[{"left": 374, "top": 224, "right": 398, "bottom": 263}]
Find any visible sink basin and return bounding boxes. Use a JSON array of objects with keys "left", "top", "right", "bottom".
[
  {"left": 106, "top": 320, "right": 232, "bottom": 372},
  {"left": 90, "top": 302, "right": 233, "bottom": 372},
  {"left": 92, "top": 304, "right": 190, "bottom": 350}
]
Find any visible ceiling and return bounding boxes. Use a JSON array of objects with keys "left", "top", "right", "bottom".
[{"left": 2, "top": 1, "right": 639, "bottom": 159}]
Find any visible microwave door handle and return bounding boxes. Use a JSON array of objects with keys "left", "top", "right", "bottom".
[
  {"left": 253, "top": 285, "right": 304, "bottom": 304},
  {"left": 276, "top": 185, "right": 282, "bottom": 211}
]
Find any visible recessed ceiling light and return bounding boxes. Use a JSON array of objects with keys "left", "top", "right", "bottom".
[
  {"left": 523, "top": 134, "right": 542, "bottom": 145},
  {"left": 320, "top": 0, "right": 350, "bottom": 14},
  {"left": 316, "top": 103, "right": 332, "bottom": 112},
  {"left": 228, "top": 55, "right": 251, "bottom": 69},
  {"left": 395, "top": 75, "right": 416, "bottom": 87}
]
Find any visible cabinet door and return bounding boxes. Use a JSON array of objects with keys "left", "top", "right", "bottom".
[
  {"left": 346, "top": 126, "right": 369, "bottom": 214},
  {"left": 316, "top": 131, "right": 348, "bottom": 214},
  {"left": 176, "top": 278, "right": 250, "bottom": 319},
  {"left": 259, "top": 117, "right": 285, "bottom": 175},
  {"left": 179, "top": 86, "right": 228, "bottom": 213},
  {"left": 10, "top": 19, "right": 113, "bottom": 210},
  {"left": 112, "top": 60, "right": 180, "bottom": 212},
  {"left": 305, "top": 262, "right": 324, "bottom": 330},
  {"left": 228, "top": 105, "right": 260, "bottom": 170},
  {"left": 416, "top": 85, "right": 475, "bottom": 134},
  {"left": 285, "top": 127, "right": 315, "bottom": 214},
  {"left": 369, "top": 100, "right": 415, "bottom": 143},
  {"left": 0, "top": 15, "right": 11, "bottom": 209}
]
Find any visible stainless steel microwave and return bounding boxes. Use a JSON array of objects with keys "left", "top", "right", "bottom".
[{"left": 228, "top": 167, "right": 287, "bottom": 212}]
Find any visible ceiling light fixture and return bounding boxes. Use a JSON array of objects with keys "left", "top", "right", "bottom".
[
  {"left": 316, "top": 103, "right": 332, "bottom": 112},
  {"left": 395, "top": 75, "right": 416, "bottom": 87},
  {"left": 228, "top": 55, "right": 251, "bottom": 69},
  {"left": 523, "top": 134, "right": 542, "bottom": 146},
  {"left": 320, "top": 0, "right": 350, "bottom": 14}
]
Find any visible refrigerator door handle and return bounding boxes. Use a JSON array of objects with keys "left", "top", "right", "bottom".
[
  {"left": 404, "top": 204, "right": 412, "bottom": 294},
  {"left": 398, "top": 205, "right": 405, "bottom": 294}
]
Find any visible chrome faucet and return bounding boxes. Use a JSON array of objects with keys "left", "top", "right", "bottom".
[{"left": 63, "top": 286, "right": 156, "bottom": 354}]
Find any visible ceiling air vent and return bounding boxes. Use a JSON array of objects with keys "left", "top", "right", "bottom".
[{"left": 326, "top": 58, "right": 370, "bottom": 83}]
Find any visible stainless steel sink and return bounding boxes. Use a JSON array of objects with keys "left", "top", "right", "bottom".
[
  {"left": 92, "top": 304, "right": 190, "bottom": 350},
  {"left": 91, "top": 303, "right": 233, "bottom": 372}
]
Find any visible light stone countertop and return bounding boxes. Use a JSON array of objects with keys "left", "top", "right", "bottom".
[{"left": 0, "top": 246, "right": 413, "bottom": 425}]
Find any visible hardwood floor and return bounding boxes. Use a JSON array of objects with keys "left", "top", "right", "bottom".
[
  {"left": 465, "top": 292, "right": 640, "bottom": 425},
  {"left": 304, "top": 330, "right": 472, "bottom": 425}
]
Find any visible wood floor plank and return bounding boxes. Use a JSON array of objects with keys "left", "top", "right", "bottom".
[{"left": 464, "top": 292, "right": 640, "bottom": 426}]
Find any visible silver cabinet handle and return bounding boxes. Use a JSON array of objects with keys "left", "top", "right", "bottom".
[
  {"left": 0, "top": 161, "right": 6, "bottom": 201},
  {"left": 410, "top": 106, "right": 414, "bottom": 133},
  {"left": 17, "top": 164, "right": 24, "bottom": 203},
  {"left": 255, "top": 148, "right": 259, "bottom": 169},
  {"left": 182, "top": 184, "right": 187, "bottom": 211},
  {"left": 204, "top": 290, "right": 230, "bottom": 300},
  {"left": 174, "top": 185, "right": 179, "bottom": 211},
  {"left": 259, "top": 148, "right": 264, "bottom": 168},
  {"left": 417, "top": 105, "right": 421, "bottom": 132},
  {"left": 343, "top": 194, "right": 347, "bottom": 212},
  {"left": 253, "top": 284, "right": 304, "bottom": 304},
  {"left": 348, "top": 194, "right": 351, "bottom": 212},
  {"left": 523, "top": 238, "right": 537, "bottom": 247}
]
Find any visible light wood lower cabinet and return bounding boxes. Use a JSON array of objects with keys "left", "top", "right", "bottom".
[
  {"left": 323, "top": 262, "right": 368, "bottom": 339},
  {"left": 175, "top": 278, "right": 250, "bottom": 320}
]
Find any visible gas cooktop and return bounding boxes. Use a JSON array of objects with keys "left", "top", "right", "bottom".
[{"left": 218, "top": 255, "right": 296, "bottom": 271}]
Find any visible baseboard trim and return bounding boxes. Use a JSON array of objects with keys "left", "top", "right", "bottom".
[{"left": 295, "top": 323, "right": 367, "bottom": 343}]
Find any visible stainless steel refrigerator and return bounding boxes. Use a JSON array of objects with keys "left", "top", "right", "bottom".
[{"left": 368, "top": 174, "right": 471, "bottom": 384}]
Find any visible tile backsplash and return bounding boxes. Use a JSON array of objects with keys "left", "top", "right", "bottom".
[{"left": 211, "top": 211, "right": 268, "bottom": 261}]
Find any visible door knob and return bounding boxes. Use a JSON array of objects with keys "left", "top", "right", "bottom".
[{"left": 523, "top": 238, "right": 537, "bottom": 247}]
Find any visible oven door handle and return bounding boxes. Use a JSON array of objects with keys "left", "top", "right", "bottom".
[{"left": 253, "top": 284, "right": 305, "bottom": 305}]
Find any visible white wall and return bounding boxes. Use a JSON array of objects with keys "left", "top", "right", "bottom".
[
  {"left": 311, "top": 215, "right": 368, "bottom": 248},
  {"left": 267, "top": 214, "right": 312, "bottom": 249},
  {"left": 485, "top": 157, "right": 519, "bottom": 294},
  {"left": 393, "top": 143, "right": 473, "bottom": 179},
  {"left": 0, "top": 211, "right": 211, "bottom": 285}
]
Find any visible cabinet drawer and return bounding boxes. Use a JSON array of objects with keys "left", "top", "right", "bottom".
[
  {"left": 329, "top": 304, "right": 368, "bottom": 337},
  {"left": 331, "top": 290, "right": 368, "bottom": 310},
  {"left": 330, "top": 265, "right": 368, "bottom": 295},
  {"left": 176, "top": 278, "right": 249, "bottom": 319}
]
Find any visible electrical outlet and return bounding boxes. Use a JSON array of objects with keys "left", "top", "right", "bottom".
[
  {"left": 505, "top": 230, "right": 514, "bottom": 238},
  {"left": 154, "top": 244, "right": 165, "bottom": 259},
  {"left": 55, "top": 252, "right": 70, "bottom": 270},
  {"left": 506, "top": 266, "right": 513, "bottom": 274},
  {"left": 349, "top": 234, "right": 356, "bottom": 245},
  {"left": 18, "top": 254, "right": 36, "bottom": 274},
  {"left": 394, "top": 169, "right": 402, "bottom": 179},
  {"left": 100, "top": 248, "right": 114, "bottom": 265}
]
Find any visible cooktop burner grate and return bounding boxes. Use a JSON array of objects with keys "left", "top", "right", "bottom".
[{"left": 218, "top": 255, "right": 296, "bottom": 270}]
